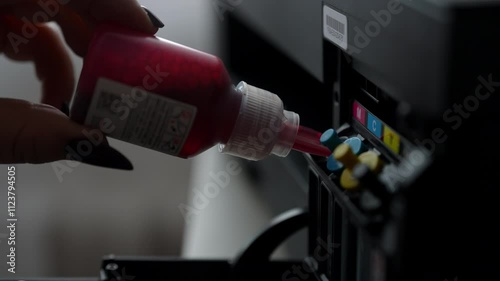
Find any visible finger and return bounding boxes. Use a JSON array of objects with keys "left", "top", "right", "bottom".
[
  {"left": 0, "top": 0, "right": 157, "bottom": 33},
  {"left": 0, "top": 98, "right": 132, "bottom": 170},
  {"left": 67, "top": 0, "right": 159, "bottom": 34},
  {"left": 4, "top": 0, "right": 160, "bottom": 33},
  {"left": 1, "top": 2, "right": 93, "bottom": 56},
  {"left": 53, "top": 5, "right": 92, "bottom": 57},
  {"left": 1, "top": 0, "right": 160, "bottom": 56},
  {"left": 0, "top": 98, "right": 89, "bottom": 163},
  {"left": 1, "top": 15, "right": 74, "bottom": 108}
]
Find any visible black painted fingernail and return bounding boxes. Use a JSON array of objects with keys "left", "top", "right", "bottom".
[
  {"left": 65, "top": 138, "right": 133, "bottom": 170},
  {"left": 61, "top": 101, "right": 70, "bottom": 117},
  {"left": 142, "top": 6, "right": 165, "bottom": 28}
]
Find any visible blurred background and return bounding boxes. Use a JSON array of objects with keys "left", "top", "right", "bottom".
[{"left": 0, "top": 0, "right": 313, "bottom": 278}]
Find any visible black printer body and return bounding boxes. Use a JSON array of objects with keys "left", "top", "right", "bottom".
[{"left": 226, "top": 0, "right": 500, "bottom": 280}]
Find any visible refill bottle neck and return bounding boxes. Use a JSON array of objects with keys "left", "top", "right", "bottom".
[
  {"left": 219, "top": 82, "right": 300, "bottom": 161},
  {"left": 216, "top": 86, "right": 245, "bottom": 145}
]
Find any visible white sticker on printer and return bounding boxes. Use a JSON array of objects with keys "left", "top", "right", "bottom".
[{"left": 323, "top": 5, "right": 348, "bottom": 51}]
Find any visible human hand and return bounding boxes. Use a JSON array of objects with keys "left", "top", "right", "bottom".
[{"left": 0, "top": 0, "right": 164, "bottom": 169}]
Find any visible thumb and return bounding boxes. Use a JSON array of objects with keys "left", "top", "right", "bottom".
[{"left": 0, "top": 98, "right": 132, "bottom": 170}]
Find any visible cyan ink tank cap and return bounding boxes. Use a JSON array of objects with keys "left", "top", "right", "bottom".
[
  {"left": 344, "top": 137, "right": 367, "bottom": 155},
  {"left": 320, "top": 129, "right": 343, "bottom": 151},
  {"left": 327, "top": 155, "right": 344, "bottom": 172},
  {"left": 325, "top": 136, "right": 358, "bottom": 173}
]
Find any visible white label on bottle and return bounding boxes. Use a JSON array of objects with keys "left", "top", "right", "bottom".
[
  {"left": 85, "top": 78, "right": 197, "bottom": 156},
  {"left": 323, "top": 5, "right": 348, "bottom": 51}
]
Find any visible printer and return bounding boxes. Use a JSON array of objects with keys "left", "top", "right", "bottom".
[{"left": 224, "top": 1, "right": 500, "bottom": 281}]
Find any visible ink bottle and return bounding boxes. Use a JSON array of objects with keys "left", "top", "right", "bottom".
[{"left": 70, "top": 24, "right": 330, "bottom": 160}]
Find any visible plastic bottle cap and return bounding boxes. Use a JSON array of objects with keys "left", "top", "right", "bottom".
[
  {"left": 320, "top": 129, "right": 343, "bottom": 151},
  {"left": 327, "top": 155, "right": 344, "bottom": 172},
  {"left": 340, "top": 169, "right": 359, "bottom": 190},
  {"left": 344, "top": 137, "right": 367, "bottom": 155},
  {"left": 340, "top": 152, "right": 384, "bottom": 191},
  {"left": 334, "top": 143, "right": 359, "bottom": 170},
  {"left": 358, "top": 151, "right": 384, "bottom": 174},
  {"left": 219, "top": 82, "right": 300, "bottom": 161}
]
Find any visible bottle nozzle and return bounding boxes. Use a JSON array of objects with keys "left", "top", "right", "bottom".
[{"left": 218, "top": 82, "right": 300, "bottom": 161}]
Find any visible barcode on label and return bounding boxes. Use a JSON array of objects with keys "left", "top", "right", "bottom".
[
  {"left": 326, "top": 15, "right": 345, "bottom": 35},
  {"left": 323, "top": 5, "right": 348, "bottom": 50}
]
